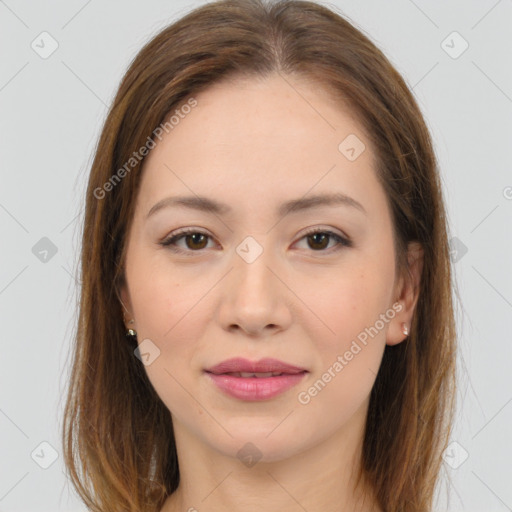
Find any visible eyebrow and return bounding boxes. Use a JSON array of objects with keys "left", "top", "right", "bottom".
[{"left": 146, "top": 192, "right": 367, "bottom": 219}]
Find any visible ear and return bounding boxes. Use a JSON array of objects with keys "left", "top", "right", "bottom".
[
  {"left": 117, "top": 278, "right": 135, "bottom": 330},
  {"left": 386, "top": 241, "right": 424, "bottom": 346}
]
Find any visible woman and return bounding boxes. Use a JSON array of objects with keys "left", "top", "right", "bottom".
[{"left": 62, "top": 1, "right": 457, "bottom": 511}]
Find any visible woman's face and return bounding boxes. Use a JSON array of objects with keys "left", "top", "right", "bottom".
[{"left": 120, "top": 73, "right": 413, "bottom": 463}]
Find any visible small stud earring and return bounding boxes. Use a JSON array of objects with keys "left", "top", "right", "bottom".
[
  {"left": 126, "top": 326, "right": 138, "bottom": 341},
  {"left": 402, "top": 322, "right": 409, "bottom": 336}
]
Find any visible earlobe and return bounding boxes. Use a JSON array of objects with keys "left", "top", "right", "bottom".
[{"left": 386, "top": 314, "right": 410, "bottom": 346}]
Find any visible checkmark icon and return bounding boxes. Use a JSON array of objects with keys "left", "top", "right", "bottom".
[
  {"left": 442, "top": 441, "right": 469, "bottom": 469},
  {"left": 449, "top": 237, "right": 468, "bottom": 263},
  {"left": 338, "top": 134, "right": 365, "bottom": 161},
  {"left": 134, "top": 338, "right": 161, "bottom": 366},
  {"left": 236, "top": 236, "right": 263, "bottom": 263},
  {"left": 31, "top": 441, "right": 59, "bottom": 469},
  {"left": 32, "top": 236, "right": 58, "bottom": 263},
  {"left": 31, "top": 31, "right": 59, "bottom": 59},
  {"left": 441, "top": 31, "right": 469, "bottom": 59}
]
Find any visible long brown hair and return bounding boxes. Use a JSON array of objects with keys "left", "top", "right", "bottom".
[{"left": 61, "top": 1, "right": 457, "bottom": 510}]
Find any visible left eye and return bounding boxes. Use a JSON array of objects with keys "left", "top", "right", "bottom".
[
  {"left": 160, "top": 228, "right": 352, "bottom": 255},
  {"left": 296, "top": 229, "right": 352, "bottom": 251}
]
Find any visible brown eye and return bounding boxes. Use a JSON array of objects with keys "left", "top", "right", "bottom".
[
  {"left": 297, "top": 229, "right": 352, "bottom": 252},
  {"left": 183, "top": 233, "right": 209, "bottom": 250},
  {"left": 307, "top": 232, "right": 331, "bottom": 250},
  {"left": 160, "top": 229, "right": 214, "bottom": 254}
]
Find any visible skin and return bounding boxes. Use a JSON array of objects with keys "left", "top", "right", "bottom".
[{"left": 119, "top": 72, "right": 423, "bottom": 512}]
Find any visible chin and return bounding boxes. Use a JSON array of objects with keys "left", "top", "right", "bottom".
[{"left": 204, "top": 428, "right": 309, "bottom": 465}]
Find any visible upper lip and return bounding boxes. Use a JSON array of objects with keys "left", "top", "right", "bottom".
[{"left": 205, "top": 357, "right": 308, "bottom": 375}]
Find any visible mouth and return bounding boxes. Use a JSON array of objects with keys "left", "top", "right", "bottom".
[
  {"left": 209, "top": 371, "right": 304, "bottom": 378},
  {"left": 203, "top": 358, "right": 309, "bottom": 401},
  {"left": 205, "top": 357, "right": 308, "bottom": 375}
]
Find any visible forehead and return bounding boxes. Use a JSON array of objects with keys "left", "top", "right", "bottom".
[
  {"left": 136, "top": 73, "right": 384, "bottom": 219},
  {"left": 167, "top": 73, "right": 367, "bottom": 157}
]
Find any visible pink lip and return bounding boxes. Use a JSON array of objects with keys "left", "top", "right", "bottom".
[
  {"left": 204, "top": 357, "right": 308, "bottom": 401},
  {"left": 205, "top": 357, "right": 307, "bottom": 374}
]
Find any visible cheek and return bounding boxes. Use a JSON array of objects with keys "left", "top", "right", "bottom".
[
  {"left": 127, "top": 246, "right": 194, "bottom": 340},
  {"left": 129, "top": 263, "right": 205, "bottom": 417},
  {"left": 303, "top": 265, "right": 391, "bottom": 345},
  {"left": 297, "top": 256, "right": 394, "bottom": 401},
  {"left": 294, "top": 273, "right": 389, "bottom": 421}
]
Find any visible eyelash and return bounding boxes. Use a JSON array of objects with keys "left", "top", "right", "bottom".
[{"left": 159, "top": 226, "right": 353, "bottom": 256}]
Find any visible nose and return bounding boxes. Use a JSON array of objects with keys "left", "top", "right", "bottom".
[{"left": 217, "top": 245, "right": 293, "bottom": 337}]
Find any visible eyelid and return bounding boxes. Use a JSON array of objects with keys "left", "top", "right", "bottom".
[{"left": 299, "top": 225, "right": 349, "bottom": 242}]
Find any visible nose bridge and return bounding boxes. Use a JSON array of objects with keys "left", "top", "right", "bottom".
[
  {"left": 218, "top": 234, "right": 290, "bottom": 334},
  {"left": 233, "top": 235, "right": 278, "bottom": 303}
]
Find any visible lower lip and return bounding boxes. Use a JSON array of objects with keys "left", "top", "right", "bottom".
[{"left": 205, "top": 371, "right": 308, "bottom": 401}]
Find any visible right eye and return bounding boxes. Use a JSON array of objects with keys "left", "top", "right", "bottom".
[{"left": 160, "top": 228, "right": 216, "bottom": 255}]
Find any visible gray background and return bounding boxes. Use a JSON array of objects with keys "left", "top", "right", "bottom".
[{"left": 1, "top": 0, "right": 511, "bottom": 510}]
